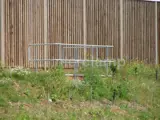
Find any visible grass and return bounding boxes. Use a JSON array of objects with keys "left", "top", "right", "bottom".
[{"left": 0, "top": 62, "right": 160, "bottom": 120}]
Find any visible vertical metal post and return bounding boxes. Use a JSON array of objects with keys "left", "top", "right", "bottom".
[
  {"left": 106, "top": 47, "right": 109, "bottom": 75},
  {"left": 62, "top": 47, "right": 64, "bottom": 60},
  {"left": 28, "top": 46, "right": 31, "bottom": 61},
  {"left": 120, "top": 0, "right": 124, "bottom": 60},
  {"left": 155, "top": 2, "right": 158, "bottom": 64},
  {"left": 96, "top": 47, "right": 98, "bottom": 60},
  {"left": 74, "top": 47, "right": 78, "bottom": 79},
  {"left": 91, "top": 47, "right": 94, "bottom": 66},
  {"left": 59, "top": 44, "right": 62, "bottom": 64},
  {"left": 91, "top": 46, "right": 94, "bottom": 91},
  {"left": 106, "top": 47, "right": 108, "bottom": 60},
  {"left": 75, "top": 47, "right": 78, "bottom": 66},
  {"left": 74, "top": 47, "right": 76, "bottom": 79},
  {"left": 35, "top": 46, "right": 38, "bottom": 72},
  {"left": 96, "top": 47, "right": 98, "bottom": 67},
  {"left": 1, "top": 0, "right": 5, "bottom": 65}
]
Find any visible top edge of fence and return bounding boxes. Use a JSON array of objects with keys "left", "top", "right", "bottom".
[{"left": 28, "top": 43, "right": 114, "bottom": 48}]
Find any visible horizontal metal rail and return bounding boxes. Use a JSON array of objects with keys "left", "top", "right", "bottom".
[
  {"left": 65, "top": 74, "right": 108, "bottom": 77},
  {"left": 28, "top": 43, "right": 115, "bottom": 77},
  {"left": 29, "top": 58, "right": 115, "bottom": 63},
  {"left": 28, "top": 43, "right": 113, "bottom": 48}
]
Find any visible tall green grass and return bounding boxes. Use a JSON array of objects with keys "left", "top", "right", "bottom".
[{"left": 0, "top": 61, "right": 159, "bottom": 119}]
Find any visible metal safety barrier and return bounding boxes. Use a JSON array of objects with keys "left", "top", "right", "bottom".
[{"left": 28, "top": 43, "right": 115, "bottom": 78}]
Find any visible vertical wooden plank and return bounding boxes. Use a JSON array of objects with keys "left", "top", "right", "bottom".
[
  {"left": 14, "top": 0, "right": 17, "bottom": 66},
  {"left": 10, "top": 0, "right": 13, "bottom": 66},
  {"left": 24, "top": 0, "right": 26, "bottom": 67},
  {"left": 16, "top": 0, "right": 18, "bottom": 66},
  {"left": 44, "top": 0, "right": 47, "bottom": 70},
  {"left": 19, "top": 0, "right": 21, "bottom": 66},
  {"left": 21, "top": 0, "right": 24, "bottom": 66},
  {"left": 24, "top": 0, "right": 27, "bottom": 67},
  {"left": 155, "top": 2, "right": 158, "bottom": 64},
  {"left": 48, "top": 0, "right": 51, "bottom": 67},
  {"left": 120, "top": 0, "right": 123, "bottom": 59},
  {"left": 37, "top": 0, "right": 39, "bottom": 68},
  {"left": 1, "top": 0, "right": 5, "bottom": 66},
  {"left": 4, "top": 0, "right": 7, "bottom": 66}
]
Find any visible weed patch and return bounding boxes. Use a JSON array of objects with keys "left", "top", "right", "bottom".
[{"left": 0, "top": 62, "right": 159, "bottom": 119}]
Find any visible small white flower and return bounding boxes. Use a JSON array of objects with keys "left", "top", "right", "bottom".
[{"left": 48, "top": 98, "right": 52, "bottom": 103}]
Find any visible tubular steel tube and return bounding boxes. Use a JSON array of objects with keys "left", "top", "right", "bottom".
[
  {"left": 28, "top": 47, "right": 31, "bottom": 61},
  {"left": 59, "top": 44, "right": 62, "bottom": 64},
  {"left": 29, "top": 43, "right": 113, "bottom": 48},
  {"left": 74, "top": 47, "right": 79, "bottom": 79},
  {"left": 96, "top": 47, "right": 98, "bottom": 60},
  {"left": 106, "top": 48, "right": 109, "bottom": 75},
  {"left": 35, "top": 46, "right": 38, "bottom": 72},
  {"left": 28, "top": 43, "right": 114, "bottom": 76},
  {"left": 91, "top": 47, "right": 94, "bottom": 66}
]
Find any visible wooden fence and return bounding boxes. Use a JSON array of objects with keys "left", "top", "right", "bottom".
[{"left": 0, "top": 0, "right": 160, "bottom": 68}]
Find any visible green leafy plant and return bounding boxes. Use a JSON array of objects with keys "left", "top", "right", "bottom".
[
  {"left": 16, "top": 112, "right": 30, "bottom": 120},
  {"left": 11, "top": 67, "right": 31, "bottom": 79},
  {"left": 110, "top": 63, "right": 117, "bottom": 77},
  {"left": 0, "top": 61, "right": 159, "bottom": 120},
  {"left": 47, "top": 64, "right": 70, "bottom": 101},
  {"left": 0, "top": 96, "right": 8, "bottom": 107}
]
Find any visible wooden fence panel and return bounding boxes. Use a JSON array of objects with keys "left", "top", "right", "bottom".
[
  {"left": 2, "top": 0, "right": 160, "bottom": 68},
  {"left": 123, "top": 0, "right": 156, "bottom": 63},
  {"left": 47, "top": 0, "right": 83, "bottom": 68},
  {"left": 86, "top": 0, "right": 120, "bottom": 60},
  {"left": 4, "top": 0, "right": 45, "bottom": 68}
]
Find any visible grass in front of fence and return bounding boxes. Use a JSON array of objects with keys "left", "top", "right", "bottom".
[{"left": 0, "top": 62, "right": 160, "bottom": 120}]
